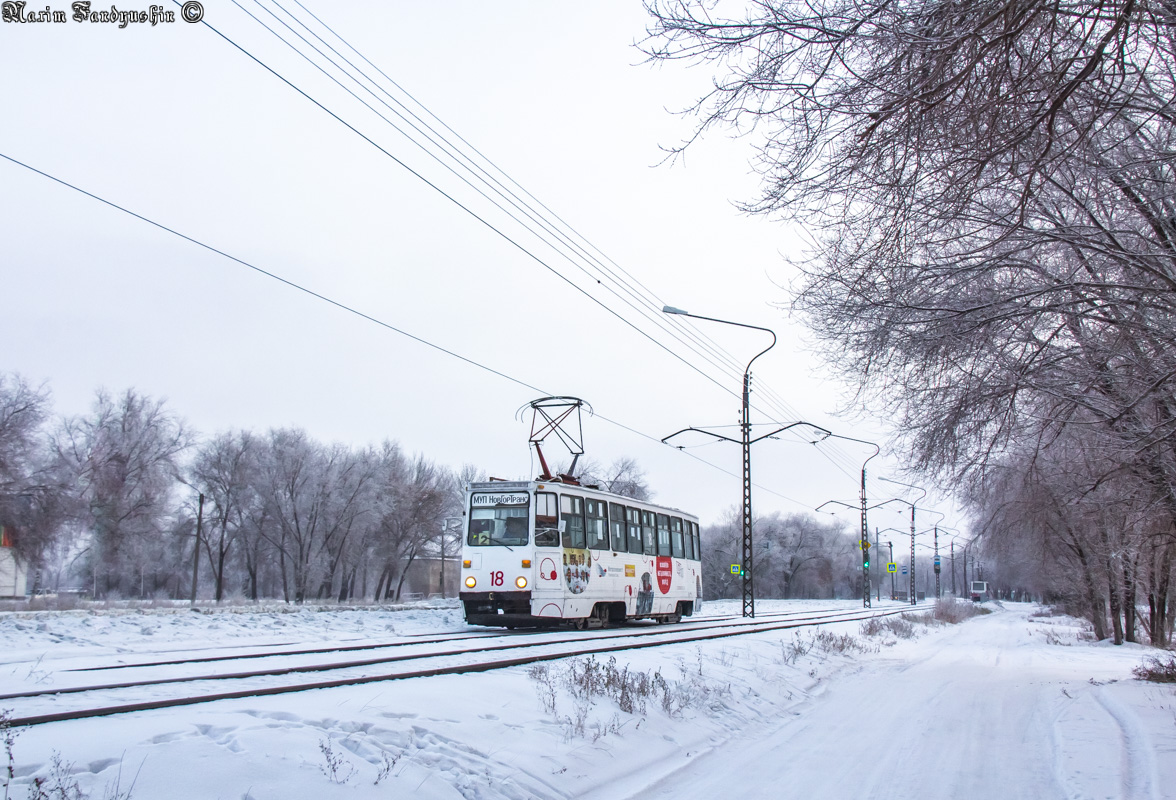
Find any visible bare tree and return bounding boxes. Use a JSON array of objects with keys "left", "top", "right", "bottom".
[
  {"left": 188, "top": 430, "right": 258, "bottom": 602},
  {"left": 645, "top": 2, "right": 1176, "bottom": 636},
  {"left": 54, "top": 389, "right": 191, "bottom": 597},
  {"left": 577, "top": 456, "right": 653, "bottom": 500},
  {"left": 254, "top": 430, "right": 377, "bottom": 603},
  {"left": 0, "top": 374, "right": 67, "bottom": 570},
  {"left": 369, "top": 447, "right": 454, "bottom": 602}
]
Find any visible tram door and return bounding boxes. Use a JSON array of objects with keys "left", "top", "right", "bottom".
[{"left": 531, "top": 491, "right": 563, "bottom": 619}]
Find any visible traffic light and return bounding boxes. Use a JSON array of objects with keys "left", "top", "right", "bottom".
[{"left": 863, "top": 558, "right": 870, "bottom": 569}]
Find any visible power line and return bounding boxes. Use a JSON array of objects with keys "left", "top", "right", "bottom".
[
  {"left": 0, "top": 151, "right": 810, "bottom": 512},
  {"left": 234, "top": 0, "right": 756, "bottom": 399},
  {"left": 282, "top": 0, "right": 755, "bottom": 381},
  {"left": 230, "top": 0, "right": 888, "bottom": 498},
  {"left": 187, "top": 2, "right": 754, "bottom": 413}
]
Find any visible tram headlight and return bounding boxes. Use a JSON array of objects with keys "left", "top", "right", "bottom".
[
  {"left": 465, "top": 576, "right": 476, "bottom": 588},
  {"left": 515, "top": 576, "right": 528, "bottom": 589}
]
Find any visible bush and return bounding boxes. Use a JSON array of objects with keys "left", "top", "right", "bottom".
[
  {"left": 860, "top": 615, "right": 916, "bottom": 639},
  {"left": 528, "top": 654, "right": 732, "bottom": 739},
  {"left": 1132, "top": 654, "right": 1176, "bottom": 683},
  {"left": 932, "top": 598, "right": 986, "bottom": 624}
]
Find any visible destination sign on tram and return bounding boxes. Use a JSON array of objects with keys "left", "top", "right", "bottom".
[{"left": 471, "top": 493, "right": 529, "bottom": 507}]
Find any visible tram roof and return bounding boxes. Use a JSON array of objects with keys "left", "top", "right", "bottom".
[{"left": 466, "top": 480, "right": 697, "bottom": 521}]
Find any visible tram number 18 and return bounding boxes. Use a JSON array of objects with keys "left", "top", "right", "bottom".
[{"left": 490, "top": 571, "right": 504, "bottom": 587}]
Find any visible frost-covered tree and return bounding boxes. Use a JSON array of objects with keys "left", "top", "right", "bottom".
[
  {"left": 0, "top": 373, "right": 67, "bottom": 571},
  {"left": 54, "top": 389, "right": 191, "bottom": 597},
  {"left": 188, "top": 430, "right": 258, "bottom": 602},
  {"left": 578, "top": 456, "right": 653, "bottom": 501},
  {"left": 645, "top": 1, "right": 1176, "bottom": 639}
]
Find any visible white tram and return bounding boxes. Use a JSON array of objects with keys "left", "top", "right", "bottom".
[{"left": 459, "top": 480, "right": 702, "bottom": 628}]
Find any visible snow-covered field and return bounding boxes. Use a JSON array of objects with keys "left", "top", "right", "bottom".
[{"left": 1, "top": 600, "right": 1172, "bottom": 799}]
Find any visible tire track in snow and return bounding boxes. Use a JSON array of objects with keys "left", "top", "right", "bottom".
[{"left": 1094, "top": 686, "right": 1160, "bottom": 800}]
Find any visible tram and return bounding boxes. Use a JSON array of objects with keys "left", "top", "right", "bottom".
[{"left": 459, "top": 479, "right": 702, "bottom": 628}]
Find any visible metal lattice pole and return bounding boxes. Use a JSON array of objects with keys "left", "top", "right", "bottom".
[
  {"left": 933, "top": 525, "right": 941, "bottom": 599},
  {"left": 889, "top": 541, "right": 895, "bottom": 599},
  {"left": 860, "top": 472, "right": 871, "bottom": 609},
  {"left": 875, "top": 528, "right": 881, "bottom": 602},
  {"left": 909, "top": 506, "right": 917, "bottom": 605},
  {"left": 951, "top": 541, "right": 956, "bottom": 596},
  {"left": 741, "top": 372, "right": 755, "bottom": 619},
  {"left": 661, "top": 306, "right": 781, "bottom": 620}
]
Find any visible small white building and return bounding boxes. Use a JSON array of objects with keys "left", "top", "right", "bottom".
[{"left": 0, "top": 525, "right": 29, "bottom": 599}]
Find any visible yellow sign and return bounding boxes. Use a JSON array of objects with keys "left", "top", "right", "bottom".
[
  {"left": 730, "top": 564, "right": 742, "bottom": 575},
  {"left": 624, "top": 564, "right": 635, "bottom": 577},
  {"left": 887, "top": 563, "right": 897, "bottom": 573}
]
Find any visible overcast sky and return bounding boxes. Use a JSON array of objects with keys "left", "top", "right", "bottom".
[{"left": 1, "top": 0, "right": 962, "bottom": 541}]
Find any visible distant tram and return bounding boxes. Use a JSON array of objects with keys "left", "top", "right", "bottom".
[
  {"left": 970, "top": 580, "right": 989, "bottom": 602},
  {"left": 459, "top": 480, "right": 702, "bottom": 628}
]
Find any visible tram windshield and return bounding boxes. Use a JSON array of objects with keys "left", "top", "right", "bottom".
[{"left": 468, "top": 507, "right": 529, "bottom": 547}]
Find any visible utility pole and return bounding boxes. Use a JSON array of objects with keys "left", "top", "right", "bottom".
[
  {"left": 815, "top": 434, "right": 879, "bottom": 610},
  {"left": 190, "top": 493, "right": 204, "bottom": 605},
  {"left": 888, "top": 541, "right": 895, "bottom": 600},
  {"left": 951, "top": 540, "right": 956, "bottom": 596},
  {"left": 740, "top": 369, "right": 754, "bottom": 617},
  {"left": 909, "top": 506, "right": 917, "bottom": 605},
  {"left": 662, "top": 305, "right": 790, "bottom": 619},
  {"left": 875, "top": 528, "right": 881, "bottom": 602},
  {"left": 878, "top": 477, "right": 925, "bottom": 607},
  {"left": 933, "top": 525, "right": 941, "bottom": 599}
]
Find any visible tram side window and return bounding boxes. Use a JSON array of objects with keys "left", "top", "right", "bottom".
[
  {"left": 683, "top": 520, "right": 695, "bottom": 560},
  {"left": 535, "top": 492, "right": 559, "bottom": 546},
  {"left": 641, "top": 510, "right": 656, "bottom": 555},
  {"left": 627, "top": 508, "right": 642, "bottom": 554},
  {"left": 560, "top": 495, "right": 586, "bottom": 549},
  {"left": 693, "top": 523, "right": 702, "bottom": 561},
  {"left": 656, "top": 514, "right": 671, "bottom": 557},
  {"left": 670, "top": 517, "right": 685, "bottom": 558},
  {"left": 585, "top": 498, "right": 609, "bottom": 551},
  {"left": 609, "top": 503, "right": 626, "bottom": 551}
]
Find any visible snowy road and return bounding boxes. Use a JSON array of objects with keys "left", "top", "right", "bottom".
[{"left": 584, "top": 605, "right": 1170, "bottom": 800}]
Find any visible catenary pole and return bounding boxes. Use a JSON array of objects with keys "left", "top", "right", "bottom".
[
  {"left": 662, "top": 306, "right": 778, "bottom": 618},
  {"left": 888, "top": 541, "right": 895, "bottom": 599},
  {"left": 934, "top": 525, "right": 941, "bottom": 599}
]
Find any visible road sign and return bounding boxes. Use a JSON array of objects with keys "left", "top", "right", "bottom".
[
  {"left": 730, "top": 564, "right": 741, "bottom": 575},
  {"left": 887, "top": 563, "right": 897, "bottom": 573},
  {"left": 902, "top": 566, "right": 908, "bottom": 575},
  {"left": 861, "top": 540, "right": 870, "bottom": 550}
]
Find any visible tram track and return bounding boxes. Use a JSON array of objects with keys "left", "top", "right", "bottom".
[
  {"left": 46, "top": 605, "right": 841, "bottom": 675},
  {"left": 5, "top": 606, "right": 872, "bottom": 697},
  {"left": 3, "top": 605, "right": 917, "bottom": 727}
]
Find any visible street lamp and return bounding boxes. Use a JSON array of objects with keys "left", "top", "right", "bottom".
[
  {"left": 814, "top": 434, "right": 880, "bottom": 609},
  {"left": 935, "top": 525, "right": 964, "bottom": 597},
  {"left": 877, "top": 477, "right": 928, "bottom": 605},
  {"left": 662, "top": 304, "right": 777, "bottom": 618}
]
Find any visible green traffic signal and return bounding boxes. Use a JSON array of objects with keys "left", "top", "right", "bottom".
[{"left": 863, "top": 559, "right": 870, "bottom": 569}]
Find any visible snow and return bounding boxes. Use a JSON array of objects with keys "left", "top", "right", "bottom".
[{"left": 1, "top": 601, "right": 1173, "bottom": 799}]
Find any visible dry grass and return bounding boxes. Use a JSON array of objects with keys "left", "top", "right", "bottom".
[{"left": 1132, "top": 653, "right": 1176, "bottom": 683}]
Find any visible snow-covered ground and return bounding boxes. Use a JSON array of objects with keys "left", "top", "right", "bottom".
[{"left": 1, "top": 600, "right": 1172, "bottom": 799}]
